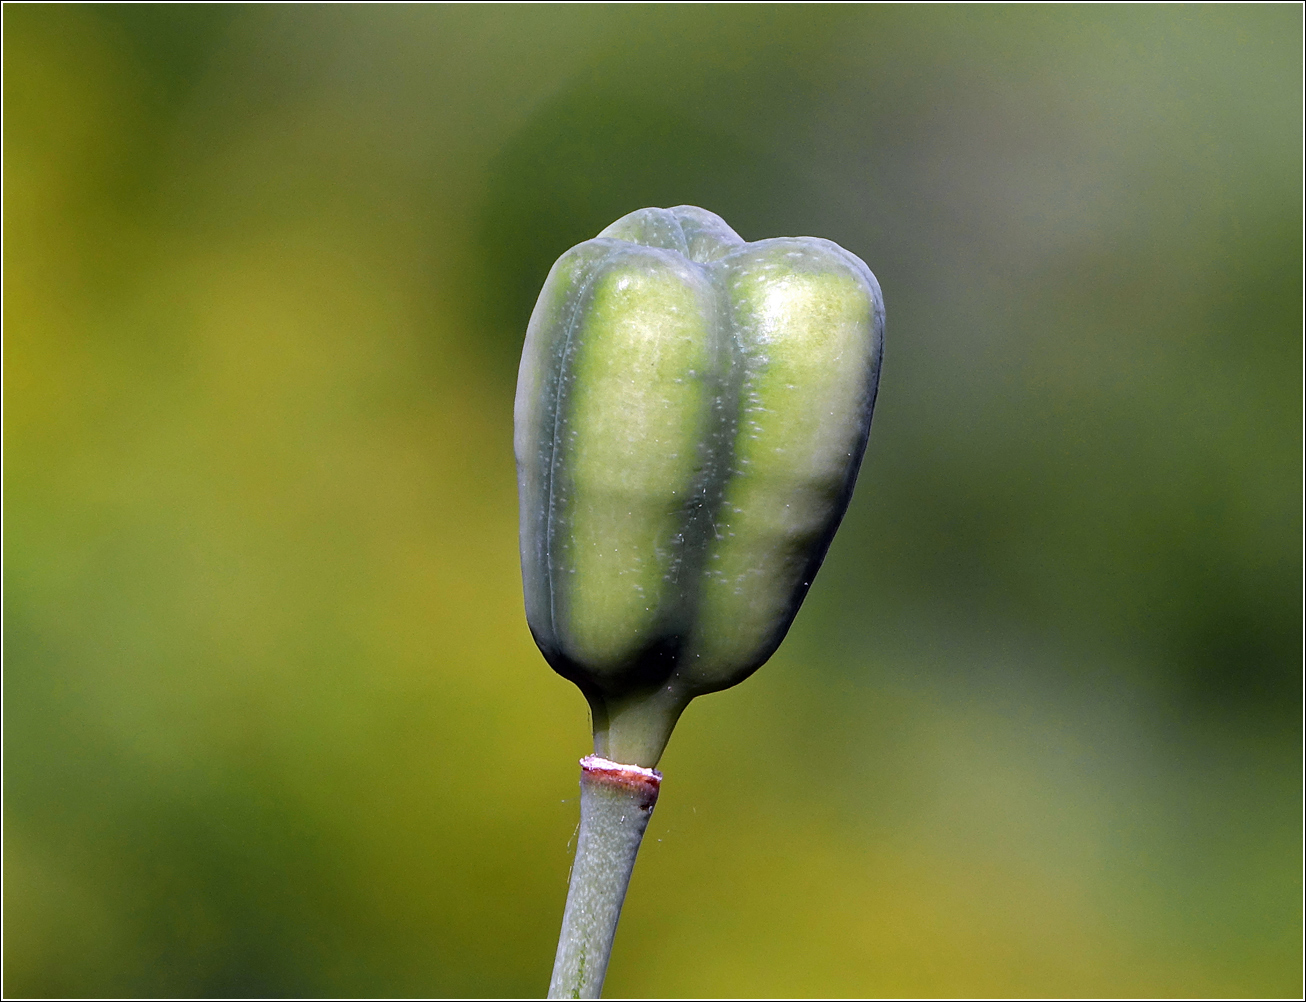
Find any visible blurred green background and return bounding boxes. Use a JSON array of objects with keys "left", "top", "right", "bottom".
[{"left": 4, "top": 5, "right": 1300, "bottom": 998}]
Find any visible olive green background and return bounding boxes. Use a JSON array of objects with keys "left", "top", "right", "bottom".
[{"left": 4, "top": 5, "right": 1300, "bottom": 998}]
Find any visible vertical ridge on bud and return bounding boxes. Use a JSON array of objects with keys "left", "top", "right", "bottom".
[
  {"left": 553, "top": 247, "right": 719, "bottom": 678},
  {"left": 686, "top": 238, "right": 883, "bottom": 686}
]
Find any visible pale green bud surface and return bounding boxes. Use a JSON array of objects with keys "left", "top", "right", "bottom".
[{"left": 515, "top": 206, "right": 883, "bottom": 766}]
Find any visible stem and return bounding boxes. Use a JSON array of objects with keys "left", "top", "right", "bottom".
[
  {"left": 548, "top": 756, "right": 661, "bottom": 999},
  {"left": 587, "top": 685, "right": 689, "bottom": 768}
]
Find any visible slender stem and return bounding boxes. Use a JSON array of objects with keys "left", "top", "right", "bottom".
[{"left": 548, "top": 756, "right": 661, "bottom": 1000}]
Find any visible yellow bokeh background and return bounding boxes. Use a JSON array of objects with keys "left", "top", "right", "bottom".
[{"left": 5, "top": 6, "right": 1299, "bottom": 997}]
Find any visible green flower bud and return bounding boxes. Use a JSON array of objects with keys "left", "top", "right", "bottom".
[{"left": 516, "top": 206, "right": 883, "bottom": 766}]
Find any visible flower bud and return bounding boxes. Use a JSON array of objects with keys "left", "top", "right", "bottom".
[{"left": 516, "top": 206, "right": 883, "bottom": 765}]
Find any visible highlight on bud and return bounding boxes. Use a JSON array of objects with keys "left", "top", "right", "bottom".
[{"left": 515, "top": 206, "right": 884, "bottom": 767}]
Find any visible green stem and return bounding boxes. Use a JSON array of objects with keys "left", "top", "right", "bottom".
[
  {"left": 588, "top": 686, "right": 689, "bottom": 768},
  {"left": 548, "top": 756, "right": 661, "bottom": 999}
]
